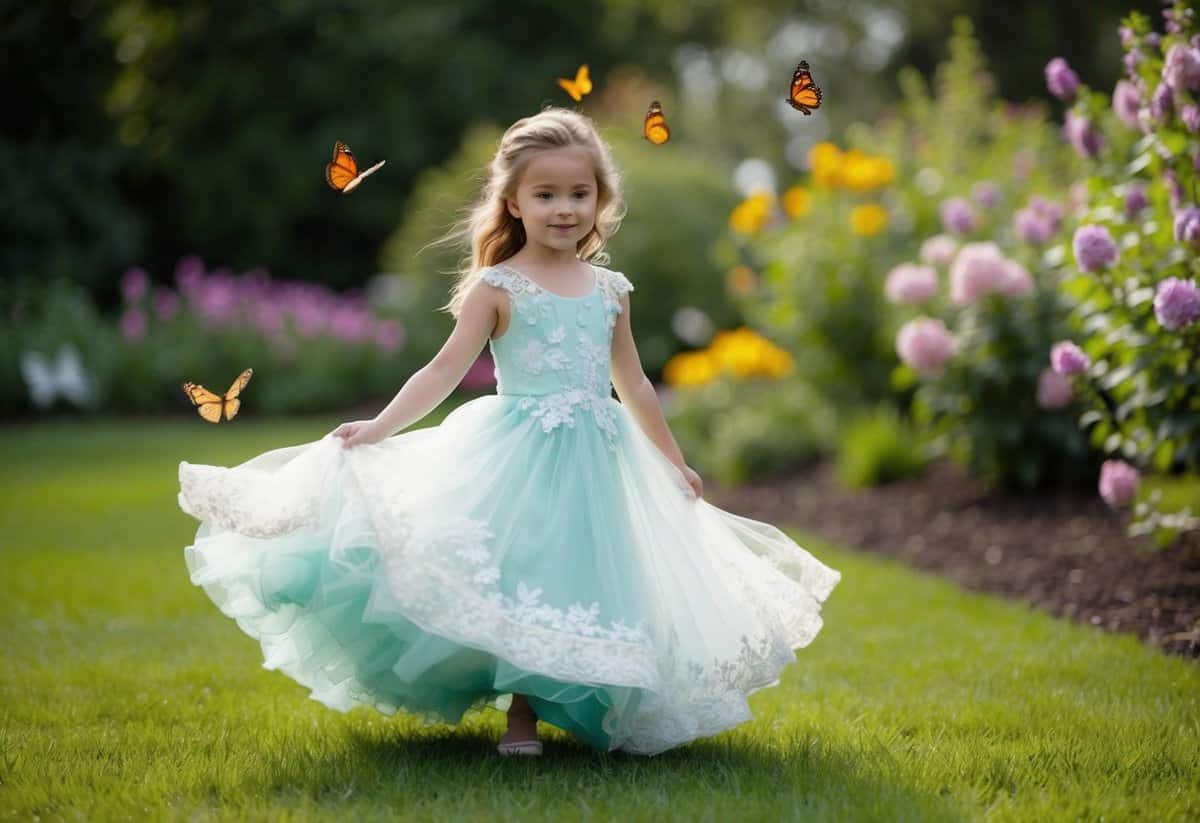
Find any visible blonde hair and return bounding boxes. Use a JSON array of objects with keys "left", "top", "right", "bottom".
[{"left": 439, "top": 107, "right": 625, "bottom": 317}]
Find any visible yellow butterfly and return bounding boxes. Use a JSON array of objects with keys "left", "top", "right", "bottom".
[
  {"left": 182, "top": 368, "right": 253, "bottom": 423},
  {"left": 325, "top": 141, "right": 386, "bottom": 194},
  {"left": 642, "top": 100, "right": 670, "bottom": 145},
  {"left": 556, "top": 64, "right": 593, "bottom": 102}
]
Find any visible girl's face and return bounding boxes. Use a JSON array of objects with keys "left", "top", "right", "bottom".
[{"left": 506, "top": 146, "right": 598, "bottom": 257}]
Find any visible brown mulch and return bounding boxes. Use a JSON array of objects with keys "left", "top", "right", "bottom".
[{"left": 705, "top": 458, "right": 1200, "bottom": 661}]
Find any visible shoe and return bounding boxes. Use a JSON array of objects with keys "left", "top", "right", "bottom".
[{"left": 496, "top": 739, "right": 544, "bottom": 756}]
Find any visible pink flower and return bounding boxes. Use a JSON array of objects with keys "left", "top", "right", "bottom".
[
  {"left": 459, "top": 352, "right": 497, "bottom": 390},
  {"left": 1045, "top": 57, "right": 1080, "bottom": 100},
  {"left": 120, "top": 266, "right": 150, "bottom": 303},
  {"left": 896, "top": 317, "right": 955, "bottom": 373},
  {"left": 121, "top": 307, "right": 148, "bottom": 342},
  {"left": 884, "top": 263, "right": 938, "bottom": 305},
  {"left": 1098, "top": 460, "right": 1140, "bottom": 508},
  {"left": 329, "top": 301, "right": 374, "bottom": 342},
  {"left": 174, "top": 256, "right": 206, "bottom": 296},
  {"left": 1153, "top": 277, "right": 1200, "bottom": 330},
  {"left": 940, "top": 197, "right": 978, "bottom": 234},
  {"left": 252, "top": 302, "right": 284, "bottom": 339},
  {"left": 1014, "top": 208, "right": 1054, "bottom": 244},
  {"left": 999, "top": 260, "right": 1034, "bottom": 297},
  {"left": 1072, "top": 224, "right": 1119, "bottom": 272},
  {"left": 153, "top": 288, "right": 180, "bottom": 320},
  {"left": 1112, "top": 80, "right": 1142, "bottom": 129},
  {"left": 1036, "top": 368, "right": 1072, "bottom": 409},
  {"left": 1063, "top": 110, "right": 1104, "bottom": 159},
  {"left": 1050, "top": 340, "right": 1090, "bottom": 376},
  {"left": 374, "top": 319, "right": 407, "bottom": 353},
  {"left": 919, "top": 234, "right": 958, "bottom": 266},
  {"left": 949, "top": 242, "right": 1009, "bottom": 305},
  {"left": 1163, "top": 44, "right": 1200, "bottom": 91}
]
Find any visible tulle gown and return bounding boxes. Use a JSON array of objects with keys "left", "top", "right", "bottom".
[{"left": 178, "top": 262, "right": 841, "bottom": 755}]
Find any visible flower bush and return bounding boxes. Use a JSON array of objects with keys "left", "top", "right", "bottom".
[{"left": 1040, "top": 3, "right": 1200, "bottom": 541}]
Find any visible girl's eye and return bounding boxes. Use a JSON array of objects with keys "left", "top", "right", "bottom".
[
  {"left": 573, "top": 192, "right": 589, "bottom": 199},
  {"left": 536, "top": 193, "right": 553, "bottom": 200}
]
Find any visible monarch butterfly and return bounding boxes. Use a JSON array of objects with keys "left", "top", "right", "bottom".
[
  {"left": 642, "top": 100, "right": 670, "bottom": 145},
  {"left": 556, "top": 64, "right": 592, "bottom": 102},
  {"left": 182, "top": 368, "right": 253, "bottom": 423},
  {"left": 325, "top": 141, "right": 386, "bottom": 194},
  {"left": 785, "top": 61, "right": 823, "bottom": 115}
]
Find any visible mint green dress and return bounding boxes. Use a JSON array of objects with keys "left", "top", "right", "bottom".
[{"left": 178, "top": 262, "right": 840, "bottom": 755}]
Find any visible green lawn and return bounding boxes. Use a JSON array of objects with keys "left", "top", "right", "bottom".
[{"left": 2, "top": 416, "right": 1198, "bottom": 822}]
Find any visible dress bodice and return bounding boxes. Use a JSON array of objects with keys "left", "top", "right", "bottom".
[{"left": 481, "top": 262, "right": 635, "bottom": 449}]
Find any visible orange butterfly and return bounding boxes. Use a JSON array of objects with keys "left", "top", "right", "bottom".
[
  {"left": 785, "top": 61, "right": 823, "bottom": 115},
  {"left": 642, "top": 100, "right": 670, "bottom": 145},
  {"left": 556, "top": 64, "right": 592, "bottom": 102},
  {"left": 325, "top": 141, "right": 386, "bottom": 194},
  {"left": 182, "top": 368, "right": 253, "bottom": 423}
]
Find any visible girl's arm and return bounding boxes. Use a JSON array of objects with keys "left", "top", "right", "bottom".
[
  {"left": 609, "top": 292, "right": 688, "bottom": 471},
  {"left": 363, "top": 281, "right": 499, "bottom": 439}
]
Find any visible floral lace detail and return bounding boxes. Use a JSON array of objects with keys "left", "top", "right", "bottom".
[
  {"left": 179, "top": 461, "right": 322, "bottom": 538},
  {"left": 517, "top": 390, "right": 620, "bottom": 450},
  {"left": 516, "top": 337, "right": 569, "bottom": 375},
  {"left": 480, "top": 266, "right": 553, "bottom": 325},
  {"left": 597, "top": 267, "right": 635, "bottom": 331}
]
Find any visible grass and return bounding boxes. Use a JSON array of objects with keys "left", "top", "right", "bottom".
[{"left": 1, "top": 415, "right": 1198, "bottom": 822}]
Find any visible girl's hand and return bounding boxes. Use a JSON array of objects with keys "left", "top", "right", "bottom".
[
  {"left": 330, "top": 419, "right": 387, "bottom": 449},
  {"left": 679, "top": 464, "right": 703, "bottom": 500}
]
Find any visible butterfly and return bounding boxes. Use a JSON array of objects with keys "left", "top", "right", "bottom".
[
  {"left": 556, "top": 64, "right": 592, "bottom": 103},
  {"left": 785, "top": 60, "right": 823, "bottom": 115},
  {"left": 19, "top": 343, "right": 95, "bottom": 410},
  {"left": 325, "top": 141, "right": 386, "bottom": 194},
  {"left": 642, "top": 100, "right": 670, "bottom": 145},
  {"left": 182, "top": 368, "right": 253, "bottom": 423}
]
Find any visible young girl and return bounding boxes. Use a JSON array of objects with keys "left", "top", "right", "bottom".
[{"left": 178, "top": 107, "right": 840, "bottom": 757}]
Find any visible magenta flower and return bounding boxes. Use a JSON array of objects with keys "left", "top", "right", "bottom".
[
  {"left": 174, "top": 256, "right": 205, "bottom": 296},
  {"left": 1098, "top": 460, "right": 1140, "bottom": 508},
  {"left": 1124, "top": 186, "right": 1149, "bottom": 218},
  {"left": 949, "top": 242, "right": 1010, "bottom": 305},
  {"left": 1175, "top": 206, "right": 1200, "bottom": 248},
  {"left": 153, "top": 287, "right": 180, "bottom": 320},
  {"left": 120, "top": 266, "right": 150, "bottom": 303},
  {"left": 1036, "top": 368, "right": 1072, "bottom": 409},
  {"left": 1072, "top": 225, "right": 1119, "bottom": 272},
  {"left": 1063, "top": 110, "right": 1104, "bottom": 158},
  {"left": 252, "top": 302, "right": 284, "bottom": 339},
  {"left": 939, "top": 197, "right": 977, "bottom": 235},
  {"left": 329, "top": 301, "right": 374, "bottom": 343},
  {"left": 896, "top": 318, "right": 955, "bottom": 373},
  {"left": 121, "top": 307, "right": 148, "bottom": 342},
  {"left": 1045, "top": 57, "right": 1079, "bottom": 100},
  {"left": 1112, "top": 80, "right": 1142, "bottom": 129},
  {"left": 1050, "top": 340, "right": 1091, "bottom": 376},
  {"left": 884, "top": 263, "right": 938, "bottom": 305},
  {"left": 374, "top": 320, "right": 407, "bottom": 353},
  {"left": 1153, "top": 277, "right": 1200, "bottom": 330},
  {"left": 459, "top": 352, "right": 497, "bottom": 391},
  {"left": 1182, "top": 104, "right": 1200, "bottom": 133},
  {"left": 1163, "top": 44, "right": 1200, "bottom": 91},
  {"left": 919, "top": 234, "right": 958, "bottom": 266}
]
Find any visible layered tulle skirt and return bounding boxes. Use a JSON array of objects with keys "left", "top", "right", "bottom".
[{"left": 178, "top": 393, "right": 840, "bottom": 755}]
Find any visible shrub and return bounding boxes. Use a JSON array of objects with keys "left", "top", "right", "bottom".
[{"left": 836, "top": 407, "right": 929, "bottom": 489}]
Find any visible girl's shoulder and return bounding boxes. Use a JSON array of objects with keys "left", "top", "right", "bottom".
[{"left": 589, "top": 263, "right": 634, "bottom": 299}]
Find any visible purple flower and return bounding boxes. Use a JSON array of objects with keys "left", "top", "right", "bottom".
[
  {"left": 1153, "top": 277, "right": 1200, "bottom": 330},
  {"left": 1050, "top": 341, "right": 1090, "bottom": 376},
  {"left": 1112, "top": 80, "right": 1142, "bottom": 129},
  {"left": 940, "top": 196, "right": 978, "bottom": 235},
  {"left": 1036, "top": 368, "right": 1072, "bottom": 409},
  {"left": 1072, "top": 225, "right": 1119, "bottom": 272},
  {"left": 972, "top": 181, "right": 1001, "bottom": 209},
  {"left": 374, "top": 319, "right": 407, "bottom": 353},
  {"left": 1125, "top": 50, "right": 1144, "bottom": 78},
  {"left": 252, "top": 302, "right": 284, "bottom": 339},
  {"left": 1150, "top": 82, "right": 1174, "bottom": 120},
  {"left": 329, "top": 301, "right": 374, "bottom": 342},
  {"left": 120, "top": 266, "right": 150, "bottom": 303},
  {"left": 174, "top": 256, "right": 205, "bottom": 296},
  {"left": 153, "top": 288, "right": 180, "bottom": 320},
  {"left": 999, "top": 260, "right": 1034, "bottom": 297},
  {"left": 1063, "top": 110, "right": 1104, "bottom": 158},
  {"left": 1182, "top": 104, "right": 1200, "bottom": 133},
  {"left": 1029, "top": 195, "right": 1065, "bottom": 230},
  {"left": 949, "top": 242, "right": 1010, "bottom": 305},
  {"left": 1098, "top": 460, "right": 1140, "bottom": 508},
  {"left": 1175, "top": 206, "right": 1200, "bottom": 248},
  {"left": 1119, "top": 26, "right": 1135, "bottom": 48},
  {"left": 1169, "top": 45, "right": 1200, "bottom": 90},
  {"left": 1124, "top": 185, "right": 1149, "bottom": 218},
  {"left": 896, "top": 317, "right": 955, "bottom": 373},
  {"left": 919, "top": 234, "right": 958, "bottom": 265},
  {"left": 1165, "top": 170, "right": 1184, "bottom": 210},
  {"left": 1045, "top": 57, "right": 1080, "bottom": 100},
  {"left": 1145, "top": 32, "right": 1161, "bottom": 50},
  {"left": 884, "top": 263, "right": 938, "bottom": 305},
  {"left": 121, "top": 307, "right": 148, "bottom": 342},
  {"left": 1014, "top": 208, "right": 1054, "bottom": 244}
]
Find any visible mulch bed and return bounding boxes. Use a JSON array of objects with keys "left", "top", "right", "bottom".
[{"left": 705, "top": 458, "right": 1200, "bottom": 661}]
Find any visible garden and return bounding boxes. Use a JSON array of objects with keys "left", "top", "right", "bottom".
[{"left": 3, "top": 1, "right": 1198, "bottom": 820}]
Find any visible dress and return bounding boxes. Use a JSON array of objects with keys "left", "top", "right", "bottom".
[{"left": 177, "top": 262, "right": 841, "bottom": 755}]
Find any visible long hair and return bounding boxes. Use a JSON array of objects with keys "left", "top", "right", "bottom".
[{"left": 438, "top": 107, "right": 625, "bottom": 317}]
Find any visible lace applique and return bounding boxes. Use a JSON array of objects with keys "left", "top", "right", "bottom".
[
  {"left": 179, "top": 462, "right": 322, "bottom": 538},
  {"left": 516, "top": 337, "right": 569, "bottom": 375},
  {"left": 597, "top": 267, "right": 635, "bottom": 331},
  {"left": 480, "top": 266, "right": 553, "bottom": 325}
]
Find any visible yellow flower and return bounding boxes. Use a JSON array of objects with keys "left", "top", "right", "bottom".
[
  {"left": 781, "top": 185, "right": 811, "bottom": 219},
  {"left": 841, "top": 152, "right": 896, "bottom": 192},
  {"left": 725, "top": 265, "right": 758, "bottom": 296},
  {"left": 728, "top": 191, "right": 774, "bottom": 235},
  {"left": 850, "top": 203, "right": 889, "bottom": 236},
  {"left": 663, "top": 350, "right": 721, "bottom": 388},
  {"left": 708, "top": 328, "right": 794, "bottom": 379},
  {"left": 808, "top": 142, "right": 844, "bottom": 188}
]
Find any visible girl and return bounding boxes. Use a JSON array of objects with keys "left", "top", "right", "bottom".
[{"left": 178, "top": 107, "right": 840, "bottom": 758}]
